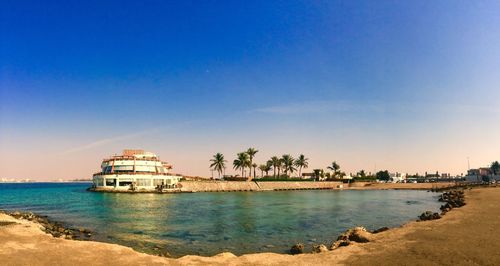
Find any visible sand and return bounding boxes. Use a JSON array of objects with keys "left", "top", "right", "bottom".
[{"left": 1, "top": 186, "right": 499, "bottom": 265}]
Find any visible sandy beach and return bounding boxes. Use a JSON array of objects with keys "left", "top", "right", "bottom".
[{"left": 1, "top": 186, "right": 499, "bottom": 266}]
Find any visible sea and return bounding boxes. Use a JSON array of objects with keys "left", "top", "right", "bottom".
[{"left": 0, "top": 182, "right": 441, "bottom": 257}]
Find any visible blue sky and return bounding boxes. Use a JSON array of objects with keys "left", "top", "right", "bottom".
[{"left": 1, "top": 1, "right": 499, "bottom": 179}]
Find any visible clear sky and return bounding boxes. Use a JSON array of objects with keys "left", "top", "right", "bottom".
[{"left": 1, "top": 0, "right": 499, "bottom": 180}]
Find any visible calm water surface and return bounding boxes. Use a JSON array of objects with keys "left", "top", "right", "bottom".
[{"left": 0, "top": 182, "right": 440, "bottom": 257}]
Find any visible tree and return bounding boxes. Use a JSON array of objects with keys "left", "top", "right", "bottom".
[
  {"left": 270, "top": 156, "right": 281, "bottom": 177},
  {"left": 281, "top": 154, "right": 296, "bottom": 177},
  {"left": 233, "top": 152, "right": 250, "bottom": 178},
  {"left": 246, "top": 148, "right": 259, "bottom": 180},
  {"left": 209, "top": 153, "right": 226, "bottom": 179},
  {"left": 259, "top": 163, "right": 272, "bottom": 178},
  {"left": 277, "top": 158, "right": 283, "bottom": 177},
  {"left": 252, "top": 163, "right": 257, "bottom": 179},
  {"left": 327, "top": 161, "right": 341, "bottom": 178},
  {"left": 357, "top": 170, "right": 366, "bottom": 178},
  {"left": 294, "top": 154, "right": 309, "bottom": 178},
  {"left": 313, "top": 169, "right": 323, "bottom": 181},
  {"left": 491, "top": 161, "right": 500, "bottom": 175},
  {"left": 376, "top": 170, "right": 390, "bottom": 181}
]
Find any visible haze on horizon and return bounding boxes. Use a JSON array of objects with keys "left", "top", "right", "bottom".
[{"left": 1, "top": 1, "right": 499, "bottom": 181}]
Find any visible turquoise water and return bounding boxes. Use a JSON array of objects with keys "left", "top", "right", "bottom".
[{"left": 0, "top": 183, "right": 441, "bottom": 257}]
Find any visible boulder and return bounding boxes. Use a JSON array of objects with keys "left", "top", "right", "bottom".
[
  {"left": 336, "top": 227, "right": 373, "bottom": 243},
  {"left": 349, "top": 227, "right": 373, "bottom": 243},
  {"left": 419, "top": 211, "right": 441, "bottom": 221},
  {"left": 329, "top": 240, "right": 350, "bottom": 250},
  {"left": 290, "top": 243, "right": 304, "bottom": 255},
  {"left": 312, "top": 244, "right": 329, "bottom": 253}
]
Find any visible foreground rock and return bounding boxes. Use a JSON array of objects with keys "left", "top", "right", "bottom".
[
  {"left": 290, "top": 243, "right": 304, "bottom": 254},
  {"left": 312, "top": 244, "right": 329, "bottom": 253},
  {"left": 419, "top": 211, "right": 441, "bottom": 221},
  {"left": 330, "top": 226, "right": 374, "bottom": 250}
]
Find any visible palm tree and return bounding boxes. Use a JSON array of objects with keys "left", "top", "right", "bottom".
[
  {"left": 246, "top": 148, "right": 259, "bottom": 180},
  {"left": 327, "top": 161, "right": 340, "bottom": 178},
  {"left": 233, "top": 152, "right": 250, "bottom": 178},
  {"left": 259, "top": 163, "right": 272, "bottom": 178},
  {"left": 252, "top": 163, "right": 257, "bottom": 179},
  {"left": 270, "top": 156, "right": 281, "bottom": 177},
  {"left": 277, "top": 158, "right": 284, "bottom": 177},
  {"left": 357, "top": 170, "right": 366, "bottom": 178},
  {"left": 282, "top": 154, "right": 296, "bottom": 177},
  {"left": 294, "top": 154, "right": 309, "bottom": 178},
  {"left": 265, "top": 160, "right": 273, "bottom": 176},
  {"left": 209, "top": 153, "right": 226, "bottom": 179}
]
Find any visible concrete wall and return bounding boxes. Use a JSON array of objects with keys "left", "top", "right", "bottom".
[
  {"left": 179, "top": 181, "right": 261, "bottom": 192},
  {"left": 178, "top": 181, "right": 343, "bottom": 192},
  {"left": 256, "top": 181, "right": 343, "bottom": 190}
]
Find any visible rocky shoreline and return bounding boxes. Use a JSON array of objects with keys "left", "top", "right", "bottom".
[
  {"left": 0, "top": 210, "right": 94, "bottom": 241},
  {"left": 287, "top": 186, "right": 469, "bottom": 255}
]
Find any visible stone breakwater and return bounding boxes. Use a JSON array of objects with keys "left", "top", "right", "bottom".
[
  {"left": 419, "top": 189, "right": 466, "bottom": 221},
  {"left": 1, "top": 210, "right": 94, "bottom": 240}
]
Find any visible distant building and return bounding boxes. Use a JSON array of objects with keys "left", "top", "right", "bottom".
[
  {"left": 465, "top": 167, "right": 500, "bottom": 183},
  {"left": 92, "top": 149, "right": 181, "bottom": 191},
  {"left": 389, "top": 172, "right": 405, "bottom": 183}
]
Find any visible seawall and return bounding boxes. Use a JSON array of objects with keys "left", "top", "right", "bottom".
[
  {"left": 90, "top": 181, "right": 456, "bottom": 193},
  {"left": 178, "top": 181, "right": 344, "bottom": 192}
]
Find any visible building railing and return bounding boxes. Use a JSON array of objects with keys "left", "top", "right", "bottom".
[{"left": 93, "top": 172, "right": 183, "bottom": 177}]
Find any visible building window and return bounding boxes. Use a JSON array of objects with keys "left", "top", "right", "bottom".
[{"left": 136, "top": 179, "right": 151, "bottom": 187}]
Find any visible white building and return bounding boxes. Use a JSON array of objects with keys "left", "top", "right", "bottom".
[{"left": 92, "top": 149, "right": 181, "bottom": 191}]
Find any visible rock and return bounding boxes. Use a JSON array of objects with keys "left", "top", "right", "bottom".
[
  {"left": 419, "top": 211, "right": 441, "bottom": 221},
  {"left": 432, "top": 213, "right": 441, "bottom": 220},
  {"left": 312, "top": 244, "right": 329, "bottom": 253},
  {"left": 349, "top": 227, "right": 373, "bottom": 243},
  {"left": 290, "top": 243, "right": 304, "bottom": 255},
  {"left": 336, "top": 226, "right": 373, "bottom": 243},
  {"left": 330, "top": 240, "right": 350, "bottom": 250},
  {"left": 372, "top": 227, "right": 389, "bottom": 234}
]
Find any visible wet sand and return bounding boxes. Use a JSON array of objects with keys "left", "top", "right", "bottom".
[{"left": 1, "top": 186, "right": 499, "bottom": 265}]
